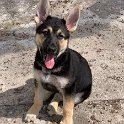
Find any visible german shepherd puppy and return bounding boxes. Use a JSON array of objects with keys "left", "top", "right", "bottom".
[{"left": 25, "top": 0, "right": 92, "bottom": 124}]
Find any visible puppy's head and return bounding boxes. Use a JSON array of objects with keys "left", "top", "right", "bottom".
[{"left": 35, "top": 0, "right": 80, "bottom": 69}]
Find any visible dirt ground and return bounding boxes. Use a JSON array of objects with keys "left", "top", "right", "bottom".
[{"left": 0, "top": 0, "right": 124, "bottom": 124}]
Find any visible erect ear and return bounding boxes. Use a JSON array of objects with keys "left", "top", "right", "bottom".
[
  {"left": 34, "top": 0, "right": 50, "bottom": 24},
  {"left": 66, "top": 5, "right": 80, "bottom": 32}
]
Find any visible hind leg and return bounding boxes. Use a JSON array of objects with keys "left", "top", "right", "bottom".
[
  {"left": 60, "top": 96, "right": 74, "bottom": 124},
  {"left": 47, "top": 93, "right": 62, "bottom": 116}
]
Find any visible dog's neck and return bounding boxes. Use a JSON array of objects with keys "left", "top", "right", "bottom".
[{"left": 34, "top": 48, "right": 70, "bottom": 75}]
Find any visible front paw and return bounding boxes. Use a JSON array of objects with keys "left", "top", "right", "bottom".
[
  {"left": 47, "top": 105, "right": 57, "bottom": 116},
  {"left": 60, "top": 120, "right": 66, "bottom": 124},
  {"left": 60, "top": 119, "right": 73, "bottom": 124},
  {"left": 25, "top": 114, "right": 37, "bottom": 122},
  {"left": 60, "top": 122, "right": 73, "bottom": 124},
  {"left": 60, "top": 121, "right": 64, "bottom": 124}
]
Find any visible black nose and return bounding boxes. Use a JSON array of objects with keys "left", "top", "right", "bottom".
[{"left": 47, "top": 43, "right": 57, "bottom": 53}]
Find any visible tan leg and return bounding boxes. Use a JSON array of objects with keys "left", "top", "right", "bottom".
[
  {"left": 25, "top": 80, "right": 52, "bottom": 122},
  {"left": 47, "top": 93, "right": 62, "bottom": 116},
  {"left": 60, "top": 96, "right": 74, "bottom": 124}
]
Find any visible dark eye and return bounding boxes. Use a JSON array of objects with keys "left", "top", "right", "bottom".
[
  {"left": 42, "top": 29, "right": 49, "bottom": 36},
  {"left": 58, "top": 33, "right": 64, "bottom": 39}
]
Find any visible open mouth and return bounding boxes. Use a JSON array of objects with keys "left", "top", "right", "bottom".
[{"left": 44, "top": 54, "right": 55, "bottom": 69}]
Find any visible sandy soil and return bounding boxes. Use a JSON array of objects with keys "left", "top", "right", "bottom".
[{"left": 0, "top": 0, "right": 124, "bottom": 124}]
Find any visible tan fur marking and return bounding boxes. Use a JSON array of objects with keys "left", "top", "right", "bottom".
[
  {"left": 57, "top": 29, "right": 68, "bottom": 56},
  {"left": 61, "top": 96, "right": 74, "bottom": 124},
  {"left": 35, "top": 27, "right": 52, "bottom": 46},
  {"left": 35, "top": 34, "right": 46, "bottom": 46},
  {"left": 59, "top": 39, "right": 68, "bottom": 52},
  {"left": 47, "top": 26, "right": 53, "bottom": 33},
  {"left": 47, "top": 93, "right": 62, "bottom": 116},
  {"left": 43, "top": 26, "right": 52, "bottom": 33},
  {"left": 57, "top": 29, "right": 65, "bottom": 36}
]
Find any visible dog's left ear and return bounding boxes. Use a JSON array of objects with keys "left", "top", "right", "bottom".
[
  {"left": 35, "top": 0, "right": 50, "bottom": 24},
  {"left": 66, "top": 5, "right": 80, "bottom": 32}
]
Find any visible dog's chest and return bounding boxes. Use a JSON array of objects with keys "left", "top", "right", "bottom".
[{"left": 34, "top": 69, "right": 69, "bottom": 91}]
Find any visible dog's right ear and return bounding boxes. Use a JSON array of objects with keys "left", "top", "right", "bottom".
[{"left": 35, "top": 0, "right": 50, "bottom": 24}]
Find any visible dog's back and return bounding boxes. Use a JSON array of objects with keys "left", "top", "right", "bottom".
[{"left": 63, "top": 48, "right": 92, "bottom": 105}]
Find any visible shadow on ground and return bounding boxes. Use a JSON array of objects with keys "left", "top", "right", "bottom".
[
  {"left": 0, "top": 78, "right": 93, "bottom": 124},
  {"left": 0, "top": 78, "right": 63, "bottom": 123}
]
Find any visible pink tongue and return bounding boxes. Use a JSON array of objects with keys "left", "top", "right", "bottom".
[{"left": 44, "top": 54, "right": 55, "bottom": 69}]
